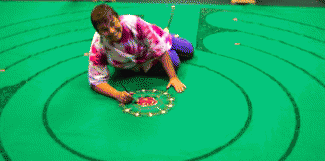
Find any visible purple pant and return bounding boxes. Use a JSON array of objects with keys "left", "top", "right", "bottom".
[{"left": 168, "top": 34, "right": 194, "bottom": 69}]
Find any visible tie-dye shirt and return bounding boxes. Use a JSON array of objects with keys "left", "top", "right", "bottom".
[{"left": 88, "top": 15, "right": 172, "bottom": 86}]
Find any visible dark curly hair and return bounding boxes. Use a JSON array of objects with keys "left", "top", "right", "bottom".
[{"left": 91, "top": 4, "right": 119, "bottom": 33}]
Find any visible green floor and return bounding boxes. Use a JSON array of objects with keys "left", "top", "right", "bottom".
[{"left": 1, "top": 1, "right": 325, "bottom": 161}]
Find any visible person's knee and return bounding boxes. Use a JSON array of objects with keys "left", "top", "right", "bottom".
[
  {"left": 183, "top": 43, "right": 194, "bottom": 57},
  {"left": 180, "top": 39, "right": 194, "bottom": 54},
  {"left": 187, "top": 43, "right": 194, "bottom": 54}
]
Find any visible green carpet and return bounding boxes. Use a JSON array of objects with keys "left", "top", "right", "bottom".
[{"left": 1, "top": 1, "right": 325, "bottom": 161}]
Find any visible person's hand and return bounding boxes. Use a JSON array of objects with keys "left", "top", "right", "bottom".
[
  {"left": 167, "top": 77, "right": 186, "bottom": 93},
  {"left": 117, "top": 91, "right": 134, "bottom": 104}
]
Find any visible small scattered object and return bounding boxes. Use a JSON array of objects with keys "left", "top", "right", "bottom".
[
  {"left": 233, "top": 18, "right": 238, "bottom": 21},
  {"left": 235, "top": 43, "right": 241, "bottom": 45},
  {"left": 0, "top": 69, "right": 5, "bottom": 72}
]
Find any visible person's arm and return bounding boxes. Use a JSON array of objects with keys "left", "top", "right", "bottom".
[
  {"left": 88, "top": 57, "right": 120, "bottom": 99},
  {"left": 159, "top": 51, "right": 177, "bottom": 80},
  {"left": 91, "top": 83, "right": 120, "bottom": 99},
  {"left": 159, "top": 51, "right": 186, "bottom": 93},
  {"left": 88, "top": 37, "right": 120, "bottom": 98}
]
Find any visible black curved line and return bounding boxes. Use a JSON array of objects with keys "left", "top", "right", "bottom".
[
  {"left": 182, "top": 63, "right": 253, "bottom": 161},
  {"left": 1, "top": 14, "right": 144, "bottom": 70},
  {"left": 0, "top": 11, "right": 140, "bottom": 160},
  {"left": 238, "top": 30, "right": 325, "bottom": 60},
  {"left": 0, "top": 17, "right": 89, "bottom": 40},
  {"left": 4, "top": 39, "right": 92, "bottom": 70},
  {"left": 0, "top": 6, "right": 307, "bottom": 161},
  {"left": 42, "top": 48, "right": 300, "bottom": 161},
  {"left": 1, "top": 46, "right": 299, "bottom": 161},
  {"left": 219, "top": 9, "right": 325, "bottom": 31},
  {"left": 0, "top": 6, "right": 136, "bottom": 30},
  {"left": 195, "top": 47, "right": 300, "bottom": 160},
  {"left": 1, "top": 6, "right": 141, "bottom": 41},
  {"left": 202, "top": 9, "right": 325, "bottom": 60},
  {"left": 198, "top": 8, "right": 325, "bottom": 90},
  {"left": 42, "top": 66, "right": 252, "bottom": 161},
  {"left": 0, "top": 27, "right": 93, "bottom": 56},
  {"left": 0, "top": 140, "right": 11, "bottom": 161},
  {"left": 196, "top": 7, "right": 303, "bottom": 160},
  {"left": 242, "top": 20, "right": 325, "bottom": 44},
  {"left": 198, "top": 9, "right": 301, "bottom": 156},
  {"left": 0, "top": 13, "right": 143, "bottom": 56},
  {"left": 43, "top": 71, "right": 97, "bottom": 161},
  {"left": 0, "top": 54, "right": 85, "bottom": 161},
  {"left": 0, "top": 10, "right": 89, "bottom": 30},
  {"left": 200, "top": 9, "right": 315, "bottom": 159},
  {"left": 240, "top": 44, "right": 325, "bottom": 89},
  {"left": 200, "top": 29, "right": 325, "bottom": 89}
]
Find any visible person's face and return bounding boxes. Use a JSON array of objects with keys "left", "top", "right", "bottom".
[{"left": 97, "top": 16, "right": 122, "bottom": 42}]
